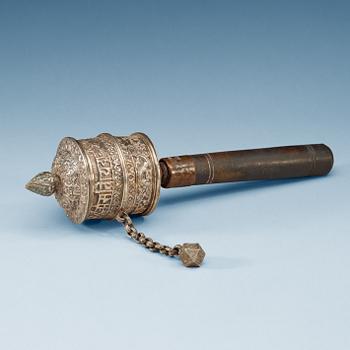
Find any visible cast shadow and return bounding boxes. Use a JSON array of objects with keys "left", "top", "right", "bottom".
[
  {"left": 81, "top": 174, "right": 334, "bottom": 229},
  {"left": 157, "top": 175, "right": 333, "bottom": 208},
  {"left": 82, "top": 215, "right": 145, "bottom": 234},
  {"left": 203, "top": 256, "right": 252, "bottom": 270},
  {"left": 36, "top": 173, "right": 333, "bottom": 238}
]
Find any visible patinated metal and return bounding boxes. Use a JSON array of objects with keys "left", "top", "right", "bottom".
[
  {"left": 179, "top": 243, "right": 206, "bottom": 267},
  {"left": 26, "top": 171, "right": 58, "bottom": 196},
  {"left": 159, "top": 144, "right": 333, "bottom": 188},
  {"left": 26, "top": 132, "right": 334, "bottom": 268},
  {"left": 27, "top": 132, "right": 161, "bottom": 224}
]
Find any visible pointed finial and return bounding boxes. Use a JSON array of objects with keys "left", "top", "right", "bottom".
[{"left": 25, "top": 171, "right": 58, "bottom": 196}]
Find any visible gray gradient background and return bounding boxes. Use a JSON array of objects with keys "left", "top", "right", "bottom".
[{"left": 0, "top": 1, "right": 349, "bottom": 349}]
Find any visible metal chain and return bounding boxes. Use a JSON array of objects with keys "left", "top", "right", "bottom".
[{"left": 115, "top": 211, "right": 181, "bottom": 257}]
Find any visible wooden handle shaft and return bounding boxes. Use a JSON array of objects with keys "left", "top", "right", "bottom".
[{"left": 159, "top": 144, "right": 333, "bottom": 188}]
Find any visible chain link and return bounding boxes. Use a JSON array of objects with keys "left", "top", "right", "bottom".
[{"left": 115, "top": 211, "right": 181, "bottom": 257}]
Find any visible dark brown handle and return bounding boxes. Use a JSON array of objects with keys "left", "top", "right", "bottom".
[{"left": 159, "top": 144, "right": 334, "bottom": 188}]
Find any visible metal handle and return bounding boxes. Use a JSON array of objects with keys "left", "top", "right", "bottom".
[{"left": 159, "top": 144, "right": 334, "bottom": 188}]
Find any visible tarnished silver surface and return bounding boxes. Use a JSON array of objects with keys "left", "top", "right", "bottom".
[
  {"left": 27, "top": 132, "right": 161, "bottom": 224},
  {"left": 52, "top": 137, "right": 90, "bottom": 224},
  {"left": 179, "top": 243, "right": 206, "bottom": 267},
  {"left": 25, "top": 171, "right": 58, "bottom": 197}
]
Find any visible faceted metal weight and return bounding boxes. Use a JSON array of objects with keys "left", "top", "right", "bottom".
[{"left": 179, "top": 243, "right": 206, "bottom": 267}]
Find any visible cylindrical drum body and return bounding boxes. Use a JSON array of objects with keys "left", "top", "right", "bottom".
[
  {"left": 51, "top": 132, "right": 161, "bottom": 223},
  {"left": 159, "top": 144, "right": 333, "bottom": 188}
]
